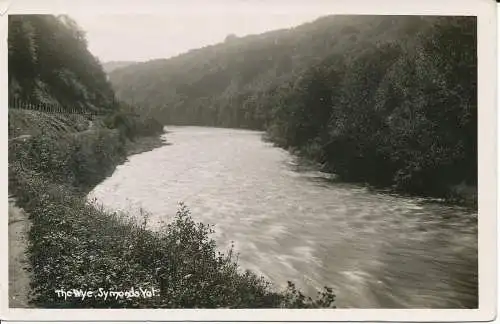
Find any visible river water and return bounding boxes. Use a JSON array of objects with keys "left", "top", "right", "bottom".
[{"left": 88, "top": 126, "right": 478, "bottom": 308}]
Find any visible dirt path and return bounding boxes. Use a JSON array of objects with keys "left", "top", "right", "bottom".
[
  {"left": 9, "top": 134, "right": 32, "bottom": 142},
  {"left": 8, "top": 196, "right": 32, "bottom": 308}
]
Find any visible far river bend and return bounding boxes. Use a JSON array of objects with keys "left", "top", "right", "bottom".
[{"left": 88, "top": 126, "right": 478, "bottom": 308}]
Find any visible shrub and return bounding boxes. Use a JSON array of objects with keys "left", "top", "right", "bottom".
[
  {"left": 10, "top": 128, "right": 127, "bottom": 191},
  {"left": 103, "top": 110, "right": 164, "bottom": 141},
  {"left": 11, "top": 171, "right": 335, "bottom": 308},
  {"left": 9, "top": 123, "right": 336, "bottom": 309}
]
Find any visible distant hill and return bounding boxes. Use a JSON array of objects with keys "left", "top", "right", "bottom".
[
  {"left": 107, "top": 15, "right": 440, "bottom": 127},
  {"left": 102, "top": 61, "right": 137, "bottom": 74},
  {"left": 107, "top": 15, "right": 477, "bottom": 198}
]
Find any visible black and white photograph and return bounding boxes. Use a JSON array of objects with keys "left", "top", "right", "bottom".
[{"left": 2, "top": 0, "right": 497, "bottom": 322}]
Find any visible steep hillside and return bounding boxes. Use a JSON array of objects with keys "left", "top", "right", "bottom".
[
  {"left": 8, "top": 109, "right": 89, "bottom": 138},
  {"left": 109, "top": 15, "right": 477, "bottom": 200},
  {"left": 7, "top": 15, "right": 337, "bottom": 308},
  {"left": 8, "top": 15, "right": 116, "bottom": 114},
  {"left": 109, "top": 15, "right": 433, "bottom": 127}
]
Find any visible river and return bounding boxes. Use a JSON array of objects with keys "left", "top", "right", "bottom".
[{"left": 88, "top": 126, "right": 478, "bottom": 308}]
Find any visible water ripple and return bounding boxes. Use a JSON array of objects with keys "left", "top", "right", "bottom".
[{"left": 88, "top": 126, "right": 478, "bottom": 308}]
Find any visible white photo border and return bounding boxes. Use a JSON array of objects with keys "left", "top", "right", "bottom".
[{"left": 0, "top": 0, "right": 496, "bottom": 322}]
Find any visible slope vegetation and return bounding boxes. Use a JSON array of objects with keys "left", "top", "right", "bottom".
[
  {"left": 8, "top": 15, "right": 116, "bottom": 114},
  {"left": 109, "top": 15, "right": 477, "bottom": 201},
  {"left": 8, "top": 14, "right": 335, "bottom": 308}
]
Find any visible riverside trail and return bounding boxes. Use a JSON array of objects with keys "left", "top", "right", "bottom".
[{"left": 9, "top": 196, "right": 32, "bottom": 308}]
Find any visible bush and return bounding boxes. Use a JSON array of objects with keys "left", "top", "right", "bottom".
[
  {"left": 10, "top": 127, "right": 127, "bottom": 192},
  {"left": 10, "top": 170, "right": 335, "bottom": 308},
  {"left": 103, "top": 110, "right": 164, "bottom": 141},
  {"left": 9, "top": 122, "right": 336, "bottom": 309}
]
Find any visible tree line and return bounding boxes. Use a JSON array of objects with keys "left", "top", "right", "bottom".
[
  {"left": 109, "top": 15, "right": 477, "bottom": 201},
  {"left": 8, "top": 15, "right": 337, "bottom": 308}
]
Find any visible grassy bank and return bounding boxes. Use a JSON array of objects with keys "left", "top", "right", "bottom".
[
  {"left": 8, "top": 109, "right": 90, "bottom": 138},
  {"left": 8, "top": 112, "right": 336, "bottom": 308}
]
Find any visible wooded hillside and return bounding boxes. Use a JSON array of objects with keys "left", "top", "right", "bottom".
[
  {"left": 8, "top": 15, "right": 116, "bottom": 114},
  {"left": 109, "top": 15, "right": 477, "bottom": 199}
]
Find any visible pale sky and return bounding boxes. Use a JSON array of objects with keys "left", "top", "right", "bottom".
[
  {"left": 9, "top": 0, "right": 486, "bottom": 63},
  {"left": 7, "top": 0, "right": 488, "bottom": 62},
  {"left": 72, "top": 13, "right": 324, "bottom": 63}
]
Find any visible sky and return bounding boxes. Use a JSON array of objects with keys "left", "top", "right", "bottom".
[
  {"left": 71, "top": 13, "right": 324, "bottom": 63},
  {"left": 9, "top": 0, "right": 486, "bottom": 64}
]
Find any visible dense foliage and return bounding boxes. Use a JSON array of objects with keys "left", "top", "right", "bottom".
[
  {"left": 102, "top": 104, "right": 165, "bottom": 140},
  {"left": 9, "top": 133, "right": 336, "bottom": 308},
  {"left": 110, "top": 15, "right": 477, "bottom": 200},
  {"left": 9, "top": 128, "right": 125, "bottom": 192},
  {"left": 8, "top": 14, "right": 336, "bottom": 308},
  {"left": 8, "top": 15, "right": 116, "bottom": 113},
  {"left": 8, "top": 109, "right": 89, "bottom": 138},
  {"left": 8, "top": 15, "right": 164, "bottom": 142}
]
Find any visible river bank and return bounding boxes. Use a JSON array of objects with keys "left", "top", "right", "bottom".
[
  {"left": 89, "top": 126, "right": 477, "bottom": 308},
  {"left": 8, "top": 121, "right": 334, "bottom": 308},
  {"left": 262, "top": 135, "right": 478, "bottom": 210},
  {"left": 7, "top": 129, "right": 168, "bottom": 308},
  {"left": 125, "top": 133, "right": 170, "bottom": 157}
]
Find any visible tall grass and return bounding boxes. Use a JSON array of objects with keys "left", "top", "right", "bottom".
[{"left": 8, "top": 122, "right": 336, "bottom": 308}]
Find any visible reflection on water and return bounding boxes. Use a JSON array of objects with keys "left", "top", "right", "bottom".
[{"left": 88, "top": 126, "right": 478, "bottom": 308}]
